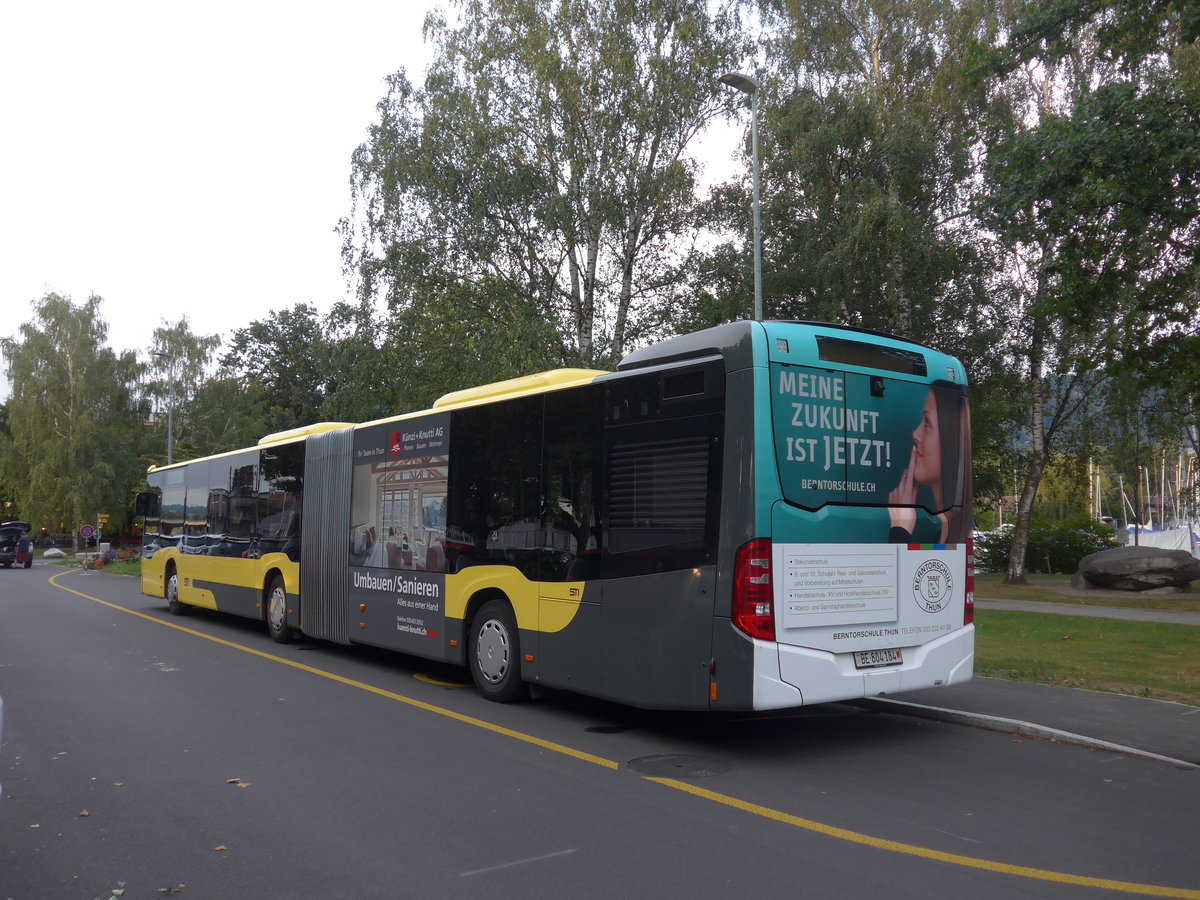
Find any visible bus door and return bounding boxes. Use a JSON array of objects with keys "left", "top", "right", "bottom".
[
  {"left": 535, "top": 387, "right": 605, "bottom": 695},
  {"left": 598, "top": 362, "right": 725, "bottom": 709}
]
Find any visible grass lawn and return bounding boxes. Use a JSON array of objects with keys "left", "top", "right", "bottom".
[
  {"left": 40, "top": 552, "right": 141, "bottom": 577},
  {"left": 975, "top": 609, "right": 1200, "bottom": 706},
  {"left": 96, "top": 557, "right": 142, "bottom": 576}
]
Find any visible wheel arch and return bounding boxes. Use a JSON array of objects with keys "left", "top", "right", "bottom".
[
  {"left": 464, "top": 586, "right": 511, "bottom": 632},
  {"left": 261, "top": 565, "right": 289, "bottom": 617}
]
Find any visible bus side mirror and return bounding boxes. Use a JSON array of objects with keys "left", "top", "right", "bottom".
[{"left": 134, "top": 491, "right": 160, "bottom": 518}]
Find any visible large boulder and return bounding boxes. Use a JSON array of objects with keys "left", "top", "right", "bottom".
[{"left": 1072, "top": 546, "right": 1200, "bottom": 592}]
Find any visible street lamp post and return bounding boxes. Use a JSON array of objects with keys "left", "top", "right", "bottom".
[
  {"left": 152, "top": 352, "right": 175, "bottom": 465},
  {"left": 719, "top": 71, "right": 763, "bottom": 322}
]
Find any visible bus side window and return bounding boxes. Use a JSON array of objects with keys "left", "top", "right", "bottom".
[
  {"left": 541, "top": 385, "right": 604, "bottom": 582},
  {"left": 227, "top": 455, "right": 257, "bottom": 558},
  {"left": 159, "top": 467, "right": 185, "bottom": 549},
  {"left": 184, "top": 462, "right": 212, "bottom": 554},
  {"left": 259, "top": 443, "right": 304, "bottom": 560},
  {"left": 447, "top": 396, "right": 542, "bottom": 578},
  {"left": 603, "top": 366, "right": 724, "bottom": 579}
]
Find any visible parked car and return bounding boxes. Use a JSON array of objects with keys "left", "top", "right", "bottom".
[{"left": 0, "top": 522, "right": 32, "bottom": 568}]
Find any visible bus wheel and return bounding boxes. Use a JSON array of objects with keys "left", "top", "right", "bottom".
[
  {"left": 469, "top": 599, "right": 529, "bottom": 703},
  {"left": 265, "top": 575, "right": 294, "bottom": 644},
  {"left": 165, "top": 568, "right": 189, "bottom": 616}
]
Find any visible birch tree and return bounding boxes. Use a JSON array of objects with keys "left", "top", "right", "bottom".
[
  {"left": 715, "top": 0, "right": 998, "bottom": 346},
  {"left": 143, "top": 318, "right": 222, "bottom": 463},
  {"left": 342, "top": 0, "right": 746, "bottom": 366},
  {"left": 0, "top": 293, "right": 141, "bottom": 534},
  {"left": 978, "top": 0, "right": 1200, "bottom": 581}
]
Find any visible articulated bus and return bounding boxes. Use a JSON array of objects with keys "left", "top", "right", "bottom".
[{"left": 138, "top": 320, "right": 974, "bottom": 710}]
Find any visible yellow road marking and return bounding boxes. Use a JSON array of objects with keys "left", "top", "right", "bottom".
[
  {"left": 52, "top": 572, "right": 1199, "bottom": 897},
  {"left": 414, "top": 672, "right": 471, "bottom": 688},
  {"left": 48, "top": 572, "right": 617, "bottom": 771},
  {"left": 645, "top": 778, "right": 1200, "bottom": 898}
]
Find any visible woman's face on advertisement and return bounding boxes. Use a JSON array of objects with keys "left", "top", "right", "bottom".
[{"left": 912, "top": 390, "right": 941, "bottom": 486}]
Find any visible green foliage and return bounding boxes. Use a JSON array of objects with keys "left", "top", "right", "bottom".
[
  {"left": 975, "top": 516, "right": 1118, "bottom": 574},
  {"left": 144, "top": 318, "right": 223, "bottom": 464},
  {"left": 707, "top": 0, "right": 997, "bottom": 348},
  {"left": 1033, "top": 453, "right": 1091, "bottom": 520},
  {"left": 969, "top": 0, "right": 1200, "bottom": 577},
  {"left": 973, "top": 0, "right": 1199, "bottom": 75},
  {"left": 184, "top": 377, "right": 269, "bottom": 458},
  {"left": 982, "top": 80, "right": 1200, "bottom": 365},
  {"left": 0, "top": 293, "right": 143, "bottom": 534},
  {"left": 220, "top": 304, "right": 334, "bottom": 434},
  {"left": 342, "top": 0, "right": 747, "bottom": 365}
]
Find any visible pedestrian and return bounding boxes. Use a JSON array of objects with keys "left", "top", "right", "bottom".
[{"left": 16, "top": 532, "right": 33, "bottom": 568}]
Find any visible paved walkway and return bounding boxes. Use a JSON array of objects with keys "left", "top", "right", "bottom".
[
  {"left": 862, "top": 676, "right": 1200, "bottom": 767},
  {"left": 975, "top": 596, "right": 1200, "bottom": 626},
  {"left": 857, "top": 593, "right": 1200, "bottom": 767}
]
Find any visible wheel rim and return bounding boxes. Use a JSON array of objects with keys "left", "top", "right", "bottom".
[
  {"left": 167, "top": 574, "right": 178, "bottom": 606},
  {"left": 268, "top": 586, "right": 287, "bottom": 632},
  {"left": 475, "top": 618, "right": 510, "bottom": 684}
]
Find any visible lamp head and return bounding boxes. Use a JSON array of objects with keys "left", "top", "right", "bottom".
[{"left": 719, "top": 72, "right": 760, "bottom": 95}]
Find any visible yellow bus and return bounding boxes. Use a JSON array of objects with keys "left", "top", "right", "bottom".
[{"left": 138, "top": 321, "right": 975, "bottom": 709}]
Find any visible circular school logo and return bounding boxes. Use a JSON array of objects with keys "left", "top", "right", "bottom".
[{"left": 912, "top": 560, "right": 953, "bottom": 613}]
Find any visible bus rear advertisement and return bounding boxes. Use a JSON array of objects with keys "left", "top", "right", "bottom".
[{"left": 139, "top": 320, "right": 974, "bottom": 710}]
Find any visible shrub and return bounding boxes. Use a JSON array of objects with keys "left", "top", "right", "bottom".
[{"left": 974, "top": 516, "right": 1118, "bottom": 575}]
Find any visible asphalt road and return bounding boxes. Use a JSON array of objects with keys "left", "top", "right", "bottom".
[{"left": 1, "top": 567, "right": 1198, "bottom": 900}]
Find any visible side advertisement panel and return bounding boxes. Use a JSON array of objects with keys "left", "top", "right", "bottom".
[{"left": 347, "top": 414, "right": 451, "bottom": 657}]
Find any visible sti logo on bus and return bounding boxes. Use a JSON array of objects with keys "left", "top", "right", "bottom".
[
  {"left": 912, "top": 559, "right": 953, "bottom": 613},
  {"left": 389, "top": 432, "right": 403, "bottom": 455}
]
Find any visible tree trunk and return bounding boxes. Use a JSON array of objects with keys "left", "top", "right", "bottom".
[
  {"left": 1004, "top": 323, "right": 1047, "bottom": 584},
  {"left": 1005, "top": 451, "right": 1046, "bottom": 584},
  {"left": 613, "top": 222, "right": 641, "bottom": 361}
]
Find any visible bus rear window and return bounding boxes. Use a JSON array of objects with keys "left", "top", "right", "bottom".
[{"left": 816, "top": 336, "right": 927, "bottom": 376}]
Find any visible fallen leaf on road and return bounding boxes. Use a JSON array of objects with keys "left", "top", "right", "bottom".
[
  {"left": 79, "top": 810, "right": 89, "bottom": 817},
  {"left": 213, "top": 845, "right": 227, "bottom": 852}
]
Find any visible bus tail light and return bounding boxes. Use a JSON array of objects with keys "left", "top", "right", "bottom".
[
  {"left": 733, "top": 538, "right": 775, "bottom": 641},
  {"left": 964, "top": 538, "right": 975, "bottom": 626}
]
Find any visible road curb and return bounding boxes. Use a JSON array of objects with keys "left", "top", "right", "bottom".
[{"left": 847, "top": 697, "right": 1199, "bottom": 770}]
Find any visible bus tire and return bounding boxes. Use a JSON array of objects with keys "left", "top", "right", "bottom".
[
  {"left": 265, "top": 574, "right": 294, "bottom": 644},
  {"left": 165, "top": 567, "right": 189, "bottom": 616},
  {"left": 468, "top": 599, "right": 528, "bottom": 703}
]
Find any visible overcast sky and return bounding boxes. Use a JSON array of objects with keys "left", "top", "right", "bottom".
[
  {"left": 0, "top": 1, "right": 742, "bottom": 399},
  {"left": 0, "top": 1, "right": 433, "bottom": 390}
]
